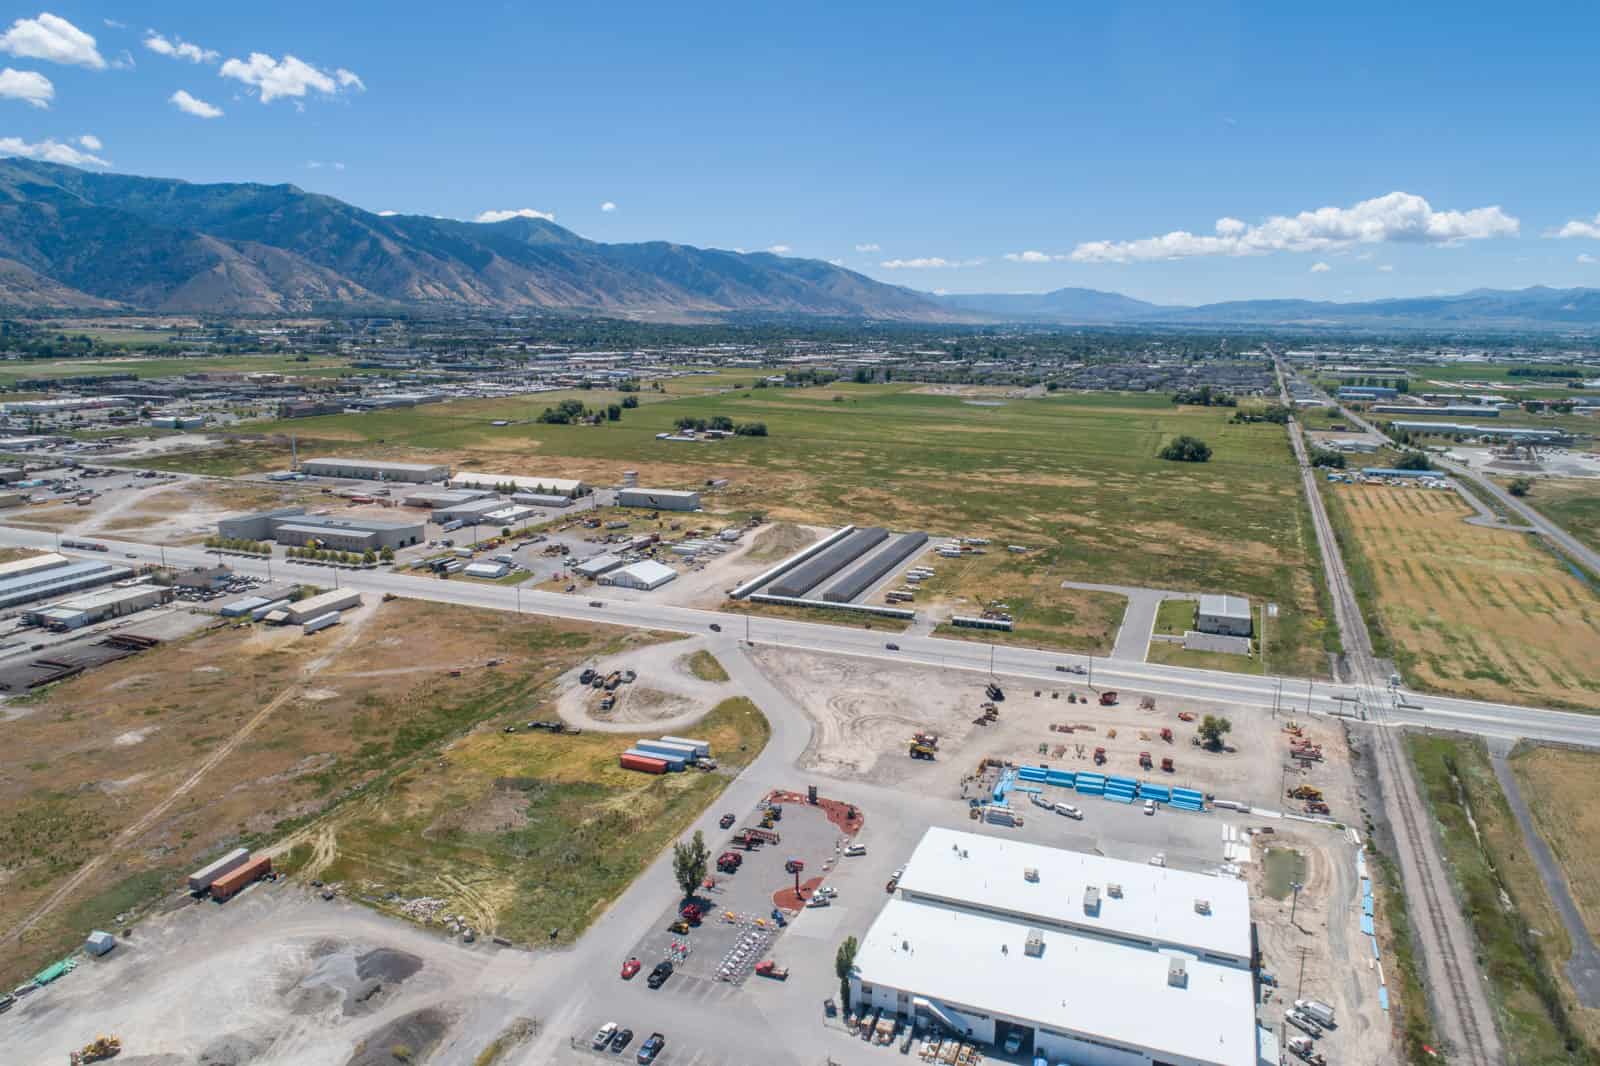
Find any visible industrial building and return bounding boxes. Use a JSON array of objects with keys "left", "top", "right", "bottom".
[
  {"left": 768, "top": 527, "right": 887, "bottom": 598},
  {"left": 574, "top": 553, "right": 626, "bottom": 579},
  {"left": 0, "top": 396, "right": 125, "bottom": 416},
  {"left": 301, "top": 457, "right": 450, "bottom": 483},
  {"left": 463, "top": 560, "right": 511, "bottom": 579},
  {"left": 218, "top": 508, "right": 424, "bottom": 550},
  {"left": 850, "top": 828, "right": 1257, "bottom": 1066},
  {"left": 429, "top": 497, "right": 508, "bottom": 524},
  {"left": 0, "top": 552, "right": 70, "bottom": 580},
  {"left": 1337, "top": 385, "right": 1397, "bottom": 400},
  {"left": 0, "top": 560, "right": 130, "bottom": 611},
  {"left": 1386, "top": 421, "right": 1569, "bottom": 443},
  {"left": 1370, "top": 404, "right": 1501, "bottom": 418},
  {"left": 1196, "top": 594, "right": 1253, "bottom": 637},
  {"left": 602, "top": 560, "right": 678, "bottom": 590},
  {"left": 150, "top": 415, "right": 204, "bottom": 429},
  {"left": 402, "top": 488, "right": 495, "bottom": 509},
  {"left": 23, "top": 585, "right": 170, "bottom": 630},
  {"left": 450, "top": 471, "right": 588, "bottom": 497},
  {"left": 511, "top": 491, "right": 574, "bottom": 508},
  {"left": 617, "top": 487, "right": 701, "bottom": 511}
]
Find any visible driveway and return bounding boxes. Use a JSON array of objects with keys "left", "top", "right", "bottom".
[{"left": 1060, "top": 581, "right": 1194, "bottom": 662}]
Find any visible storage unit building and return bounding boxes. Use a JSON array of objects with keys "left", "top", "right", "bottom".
[
  {"left": 0, "top": 560, "right": 129, "bottom": 610},
  {"left": 603, "top": 560, "right": 677, "bottom": 590},
  {"left": 283, "top": 589, "right": 361, "bottom": 624},
  {"left": 188, "top": 848, "right": 250, "bottom": 892},
  {"left": 302, "top": 457, "right": 449, "bottom": 483},
  {"left": 768, "top": 527, "right": 888, "bottom": 598},
  {"left": 0, "top": 551, "right": 70, "bottom": 580},
  {"left": 617, "top": 488, "right": 701, "bottom": 511},
  {"left": 1196, "top": 594, "right": 1253, "bottom": 638},
  {"left": 822, "top": 531, "right": 928, "bottom": 602}
]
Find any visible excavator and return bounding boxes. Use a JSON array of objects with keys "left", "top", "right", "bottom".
[{"left": 70, "top": 1036, "right": 122, "bottom": 1064}]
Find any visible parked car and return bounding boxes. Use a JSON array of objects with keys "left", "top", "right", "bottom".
[
  {"left": 589, "top": 600, "right": 605, "bottom": 608},
  {"left": 1054, "top": 803, "right": 1084, "bottom": 819},
  {"left": 709, "top": 623, "right": 721, "bottom": 632},
  {"left": 805, "top": 896, "right": 831, "bottom": 908},
  {"left": 1144, "top": 799, "right": 1156, "bottom": 815},
  {"left": 636, "top": 1033, "right": 666, "bottom": 1064},
  {"left": 609, "top": 1027, "right": 635, "bottom": 1053},
  {"left": 885, "top": 642, "right": 899, "bottom": 650},
  {"left": 620, "top": 957, "right": 641, "bottom": 980},
  {"left": 844, "top": 843, "right": 867, "bottom": 857},
  {"left": 593, "top": 1022, "right": 618, "bottom": 1049},
  {"left": 647, "top": 961, "right": 674, "bottom": 989},
  {"left": 1003, "top": 1032, "right": 1023, "bottom": 1055},
  {"left": 719, "top": 812, "right": 736, "bottom": 829}
]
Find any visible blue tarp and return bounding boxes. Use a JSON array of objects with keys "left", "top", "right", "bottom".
[
  {"left": 1360, "top": 914, "right": 1375, "bottom": 935},
  {"left": 1372, "top": 936, "right": 1381, "bottom": 960},
  {"left": 1363, "top": 896, "right": 1374, "bottom": 916},
  {"left": 1379, "top": 986, "right": 1390, "bottom": 1011}
]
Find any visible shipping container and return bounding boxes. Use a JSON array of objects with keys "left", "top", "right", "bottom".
[
  {"left": 659, "top": 736, "right": 711, "bottom": 758},
  {"left": 302, "top": 611, "right": 341, "bottom": 634},
  {"left": 637, "top": 739, "right": 699, "bottom": 761},
  {"left": 210, "top": 855, "right": 272, "bottom": 901},
  {"left": 619, "top": 751, "right": 669, "bottom": 774},
  {"left": 188, "top": 847, "right": 250, "bottom": 893}
]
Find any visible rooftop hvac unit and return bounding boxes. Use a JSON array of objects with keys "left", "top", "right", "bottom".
[
  {"left": 1194, "top": 898, "right": 1211, "bottom": 915},
  {"left": 1023, "top": 867, "right": 1039, "bottom": 883},
  {"left": 1168, "top": 957, "right": 1188, "bottom": 988},
  {"left": 1106, "top": 882, "right": 1123, "bottom": 898},
  {"left": 1024, "top": 928, "right": 1045, "bottom": 957},
  {"left": 1083, "top": 885, "right": 1101, "bottom": 914}
]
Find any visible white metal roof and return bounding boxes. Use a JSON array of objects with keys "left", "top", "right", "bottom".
[
  {"left": 303, "top": 457, "right": 446, "bottom": 475},
  {"left": 451, "top": 471, "right": 585, "bottom": 493},
  {"left": 613, "top": 560, "right": 677, "bottom": 586},
  {"left": 1198, "top": 594, "right": 1251, "bottom": 621},
  {"left": 854, "top": 897, "right": 1257, "bottom": 1066},
  {"left": 896, "top": 828, "right": 1251, "bottom": 962}
]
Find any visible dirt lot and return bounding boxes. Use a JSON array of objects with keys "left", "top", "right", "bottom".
[
  {"left": 1334, "top": 481, "right": 1600, "bottom": 708},
  {"left": 3, "top": 884, "right": 505, "bottom": 1066},
  {"left": 553, "top": 637, "right": 733, "bottom": 728},
  {"left": 752, "top": 647, "right": 1361, "bottom": 817},
  {"left": 0, "top": 598, "right": 631, "bottom": 989}
]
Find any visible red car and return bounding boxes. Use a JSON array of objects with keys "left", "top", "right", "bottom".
[
  {"left": 621, "top": 956, "right": 641, "bottom": 980},
  {"left": 719, "top": 813, "right": 736, "bottom": 829},
  {"left": 680, "top": 903, "right": 704, "bottom": 924}
]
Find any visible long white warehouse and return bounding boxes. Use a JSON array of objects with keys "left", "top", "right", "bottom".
[{"left": 849, "top": 827, "right": 1259, "bottom": 1066}]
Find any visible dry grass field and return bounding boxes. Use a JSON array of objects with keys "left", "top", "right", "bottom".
[
  {"left": 0, "top": 599, "right": 633, "bottom": 989},
  {"left": 1336, "top": 483, "right": 1600, "bottom": 708},
  {"left": 1514, "top": 746, "right": 1600, "bottom": 944}
]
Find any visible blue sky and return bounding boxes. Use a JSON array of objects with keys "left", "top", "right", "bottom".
[{"left": 3, "top": 2, "right": 1600, "bottom": 304}]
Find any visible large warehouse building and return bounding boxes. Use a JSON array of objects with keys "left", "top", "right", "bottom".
[
  {"left": 850, "top": 828, "right": 1258, "bottom": 1066},
  {"left": 617, "top": 488, "right": 701, "bottom": 511},
  {"left": 301, "top": 457, "right": 450, "bottom": 483},
  {"left": 450, "top": 471, "right": 588, "bottom": 498},
  {"left": 218, "top": 508, "right": 424, "bottom": 550}
]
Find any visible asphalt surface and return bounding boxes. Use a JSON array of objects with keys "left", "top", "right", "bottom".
[{"left": 1059, "top": 580, "right": 1191, "bottom": 661}]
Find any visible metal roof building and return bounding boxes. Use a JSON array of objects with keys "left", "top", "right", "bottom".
[
  {"left": 450, "top": 471, "right": 588, "bottom": 497},
  {"left": 301, "top": 457, "right": 450, "bottom": 483},
  {"left": 603, "top": 560, "right": 678, "bottom": 590},
  {"left": 617, "top": 488, "right": 701, "bottom": 511},
  {"left": 574, "top": 553, "right": 625, "bottom": 579},
  {"left": 851, "top": 828, "right": 1257, "bottom": 1066},
  {"left": 1196, "top": 594, "right": 1253, "bottom": 638},
  {"left": 0, "top": 560, "right": 129, "bottom": 610}
]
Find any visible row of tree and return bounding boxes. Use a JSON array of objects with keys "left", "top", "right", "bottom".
[
  {"left": 285, "top": 545, "right": 392, "bottom": 564},
  {"left": 537, "top": 395, "right": 639, "bottom": 424},
  {"left": 673, "top": 415, "right": 769, "bottom": 436},
  {"left": 202, "top": 537, "right": 271, "bottom": 554}
]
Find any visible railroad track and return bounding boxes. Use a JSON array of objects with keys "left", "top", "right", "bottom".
[{"left": 1277, "top": 359, "right": 1497, "bottom": 1065}]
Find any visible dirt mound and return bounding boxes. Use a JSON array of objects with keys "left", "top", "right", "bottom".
[
  {"left": 746, "top": 522, "right": 817, "bottom": 563},
  {"left": 355, "top": 948, "right": 423, "bottom": 985},
  {"left": 345, "top": 1005, "right": 452, "bottom": 1066},
  {"left": 197, "top": 1032, "right": 268, "bottom": 1065}
]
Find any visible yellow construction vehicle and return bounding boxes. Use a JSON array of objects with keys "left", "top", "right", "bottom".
[
  {"left": 909, "top": 743, "right": 936, "bottom": 761},
  {"left": 70, "top": 1036, "right": 122, "bottom": 1064}
]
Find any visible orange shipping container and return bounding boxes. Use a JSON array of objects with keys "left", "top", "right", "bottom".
[
  {"left": 619, "top": 752, "right": 668, "bottom": 774},
  {"left": 210, "top": 855, "right": 272, "bottom": 901}
]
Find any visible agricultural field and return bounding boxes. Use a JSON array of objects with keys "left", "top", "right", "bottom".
[
  {"left": 0, "top": 598, "right": 646, "bottom": 990},
  {"left": 290, "top": 694, "right": 768, "bottom": 946},
  {"left": 154, "top": 383, "right": 1332, "bottom": 674},
  {"left": 1327, "top": 482, "right": 1600, "bottom": 708},
  {"left": 1498, "top": 477, "right": 1600, "bottom": 556},
  {"left": 1408, "top": 736, "right": 1600, "bottom": 1064}
]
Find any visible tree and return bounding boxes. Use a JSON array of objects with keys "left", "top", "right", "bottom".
[
  {"left": 1197, "top": 714, "right": 1233, "bottom": 751},
  {"left": 1158, "top": 435, "right": 1212, "bottom": 463},
  {"left": 380, "top": 546, "right": 394, "bottom": 562},
  {"left": 606, "top": 404, "right": 622, "bottom": 421},
  {"left": 735, "top": 421, "right": 768, "bottom": 437},
  {"left": 1309, "top": 449, "right": 1346, "bottom": 469},
  {"left": 621, "top": 395, "right": 639, "bottom": 409},
  {"left": 1393, "top": 450, "right": 1432, "bottom": 471},
  {"left": 835, "top": 935, "right": 859, "bottom": 1009},
  {"left": 362, "top": 550, "right": 376, "bottom": 565},
  {"left": 501, "top": 527, "right": 512, "bottom": 539},
  {"left": 1508, "top": 477, "right": 1533, "bottom": 497},
  {"left": 672, "top": 830, "right": 709, "bottom": 900}
]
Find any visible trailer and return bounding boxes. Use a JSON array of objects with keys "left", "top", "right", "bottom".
[
  {"left": 658, "top": 736, "right": 711, "bottom": 758},
  {"left": 636, "top": 739, "right": 699, "bottom": 762},
  {"left": 301, "top": 611, "right": 341, "bottom": 635},
  {"left": 210, "top": 855, "right": 272, "bottom": 902},
  {"left": 188, "top": 848, "right": 250, "bottom": 893},
  {"left": 619, "top": 751, "right": 670, "bottom": 774}
]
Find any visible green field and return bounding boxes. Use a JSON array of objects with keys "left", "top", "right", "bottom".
[
  {"left": 149, "top": 383, "right": 1334, "bottom": 674},
  {"left": 1495, "top": 477, "right": 1600, "bottom": 554}
]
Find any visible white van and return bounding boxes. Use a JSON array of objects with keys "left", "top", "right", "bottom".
[
  {"left": 843, "top": 843, "right": 867, "bottom": 857},
  {"left": 1053, "top": 803, "right": 1083, "bottom": 820}
]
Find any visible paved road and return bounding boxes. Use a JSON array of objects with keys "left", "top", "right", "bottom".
[{"left": 1486, "top": 740, "right": 1600, "bottom": 1007}]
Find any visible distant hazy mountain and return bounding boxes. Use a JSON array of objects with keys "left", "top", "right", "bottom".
[
  {"left": 0, "top": 160, "right": 952, "bottom": 319},
  {"left": 938, "top": 284, "right": 1600, "bottom": 330}
]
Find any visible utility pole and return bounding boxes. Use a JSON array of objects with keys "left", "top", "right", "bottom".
[
  {"left": 1290, "top": 881, "right": 1305, "bottom": 930},
  {"left": 745, "top": 612, "right": 751, "bottom": 644},
  {"left": 1295, "top": 943, "right": 1311, "bottom": 998}
]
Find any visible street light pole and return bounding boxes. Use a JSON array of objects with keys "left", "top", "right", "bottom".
[{"left": 1289, "top": 880, "right": 1304, "bottom": 930}]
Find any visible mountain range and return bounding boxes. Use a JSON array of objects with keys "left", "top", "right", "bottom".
[{"left": 1, "top": 160, "right": 1598, "bottom": 329}]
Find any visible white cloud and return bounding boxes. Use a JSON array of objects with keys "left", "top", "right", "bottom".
[
  {"left": 854, "top": 243, "right": 880, "bottom": 253},
  {"left": 474, "top": 207, "right": 555, "bottom": 223},
  {"left": 143, "top": 31, "right": 217, "bottom": 64},
  {"left": 219, "top": 52, "right": 361, "bottom": 105},
  {"left": 1310, "top": 261, "right": 1331, "bottom": 273},
  {"left": 169, "top": 89, "right": 222, "bottom": 118},
  {"left": 1069, "top": 191, "right": 1519, "bottom": 264},
  {"left": 1555, "top": 213, "right": 1600, "bottom": 240},
  {"left": 108, "top": 49, "right": 133, "bottom": 70},
  {"left": 1580, "top": 254, "right": 1597, "bottom": 265},
  {"left": 0, "top": 13, "right": 104, "bottom": 70},
  {"left": 767, "top": 244, "right": 791, "bottom": 254},
  {"left": 0, "top": 134, "right": 106, "bottom": 166},
  {"left": 600, "top": 201, "right": 616, "bottom": 212},
  {"left": 77, "top": 133, "right": 98, "bottom": 149},
  {"left": 879, "top": 257, "right": 985, "bottom": 269},
  {"left": 1003, "top": 250, "right": 1064, "bottom": 263},
  {"left": 0, "top": 67, "right": 52, "bottom": 107},
  {"left": 1377, "top": 264, "right": 1395, "bottom": 273},
  {"left": 305, "top": 160, "right": 344, "bottom": 170}
]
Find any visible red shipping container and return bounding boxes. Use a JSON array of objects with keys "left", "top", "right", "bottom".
[
  {"left": 210, "top": 855, "right": 272, "bottom": 901},
  {"left": 619, "top": 752, "right": 668, "bottom": 774}
]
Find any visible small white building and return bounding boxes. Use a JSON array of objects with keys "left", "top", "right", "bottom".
[
  {"left": 1197, "top": 594, "right": 1253, "bottom": 638},
  {"left": 464, "top": 560, "right": 511, "bottom": 579},
  {"left": 603, "top": 560, "right": 677, "bottom": 591}
]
